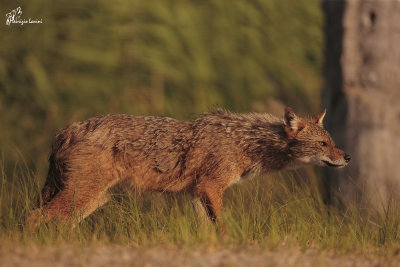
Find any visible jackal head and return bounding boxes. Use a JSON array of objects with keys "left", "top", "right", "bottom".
[{"left": 284, "top": 107, "right": 350, "bottom": 168}]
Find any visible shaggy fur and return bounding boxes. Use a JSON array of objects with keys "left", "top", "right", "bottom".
[{"left": 28, "top": 108, "right": 350, "bottom": 227}]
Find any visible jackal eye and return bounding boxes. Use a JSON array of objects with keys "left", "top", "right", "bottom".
[{"left": 320, "top": 141, "right": 328, "bottom": 147}]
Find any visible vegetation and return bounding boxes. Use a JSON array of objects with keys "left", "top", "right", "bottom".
[{"left": 1, "top": 161, "right": 400, "bottom": 254}]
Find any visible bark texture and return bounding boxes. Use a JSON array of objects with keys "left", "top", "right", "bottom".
[{"left": 323, "top": 0, "right": 400, "bottom": 205}]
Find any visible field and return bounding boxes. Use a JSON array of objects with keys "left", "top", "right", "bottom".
[
  {"left": 1, "top": 162, "right": 400, "bottom": 266},
  {"left": 1, "top": 245, "right": 399, "bottom": 266}
]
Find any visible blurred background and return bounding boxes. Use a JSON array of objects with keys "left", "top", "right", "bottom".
[{"left": 0, "top": 0, "right": 323, "bottom": 176}]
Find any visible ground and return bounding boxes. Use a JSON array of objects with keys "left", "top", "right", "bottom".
[{"left": 1, "top": 245, "right": 398, "bottom": 267}]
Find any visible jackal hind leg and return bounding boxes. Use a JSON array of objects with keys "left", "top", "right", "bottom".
[
  {"left": 74, "top": 190, "right": 110, "bottom": 224},
  {"left": 28, "top": 186, "right": 111, "bottom": 228}
]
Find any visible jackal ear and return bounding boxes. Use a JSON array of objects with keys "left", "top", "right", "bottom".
[
  {"left": 284, "top": 107, "right": 306, "bottom": 136},
  {"left": 311, "top": 108, "right": 326, "bottom": 126}
]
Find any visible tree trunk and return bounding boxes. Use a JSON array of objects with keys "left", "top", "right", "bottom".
[{"left": 323, "top": 0, "right": 400, "bottom": 206}]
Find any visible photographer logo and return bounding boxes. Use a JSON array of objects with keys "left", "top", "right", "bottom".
[{"left": 6, "top": 7, "right": 43, "bottom": 26}]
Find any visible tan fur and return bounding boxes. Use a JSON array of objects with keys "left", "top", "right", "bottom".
[{"left": 28, "top": 108, "right": 350, "bottom": 227}]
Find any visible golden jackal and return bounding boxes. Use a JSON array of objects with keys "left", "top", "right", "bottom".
[{"left": 28, "top": 107, "right": 350, "bottom": 227}]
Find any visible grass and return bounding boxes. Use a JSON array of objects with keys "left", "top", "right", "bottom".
[{"left": 1, "top": 160, "right": 400, "bottom": 255}]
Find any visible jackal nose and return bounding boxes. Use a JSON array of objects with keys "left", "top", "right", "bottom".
[{"left": 344, "top": 154, "right": 351, "bottom": 163}]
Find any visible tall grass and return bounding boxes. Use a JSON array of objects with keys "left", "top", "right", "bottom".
[{"left": 1, "top": 160, "right": 400, "bottom": 253}]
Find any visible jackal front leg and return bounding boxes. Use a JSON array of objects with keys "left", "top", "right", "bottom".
[
  {"left": 194, "top": 185, "right": 224, "bottom": 223},
  {"left": 192, "top": 197, "right": 212, "bottom": 224}
]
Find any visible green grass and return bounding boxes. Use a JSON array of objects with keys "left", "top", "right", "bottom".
[{"left": 1, "top": 160, "right": 400, "bottom": 254}]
